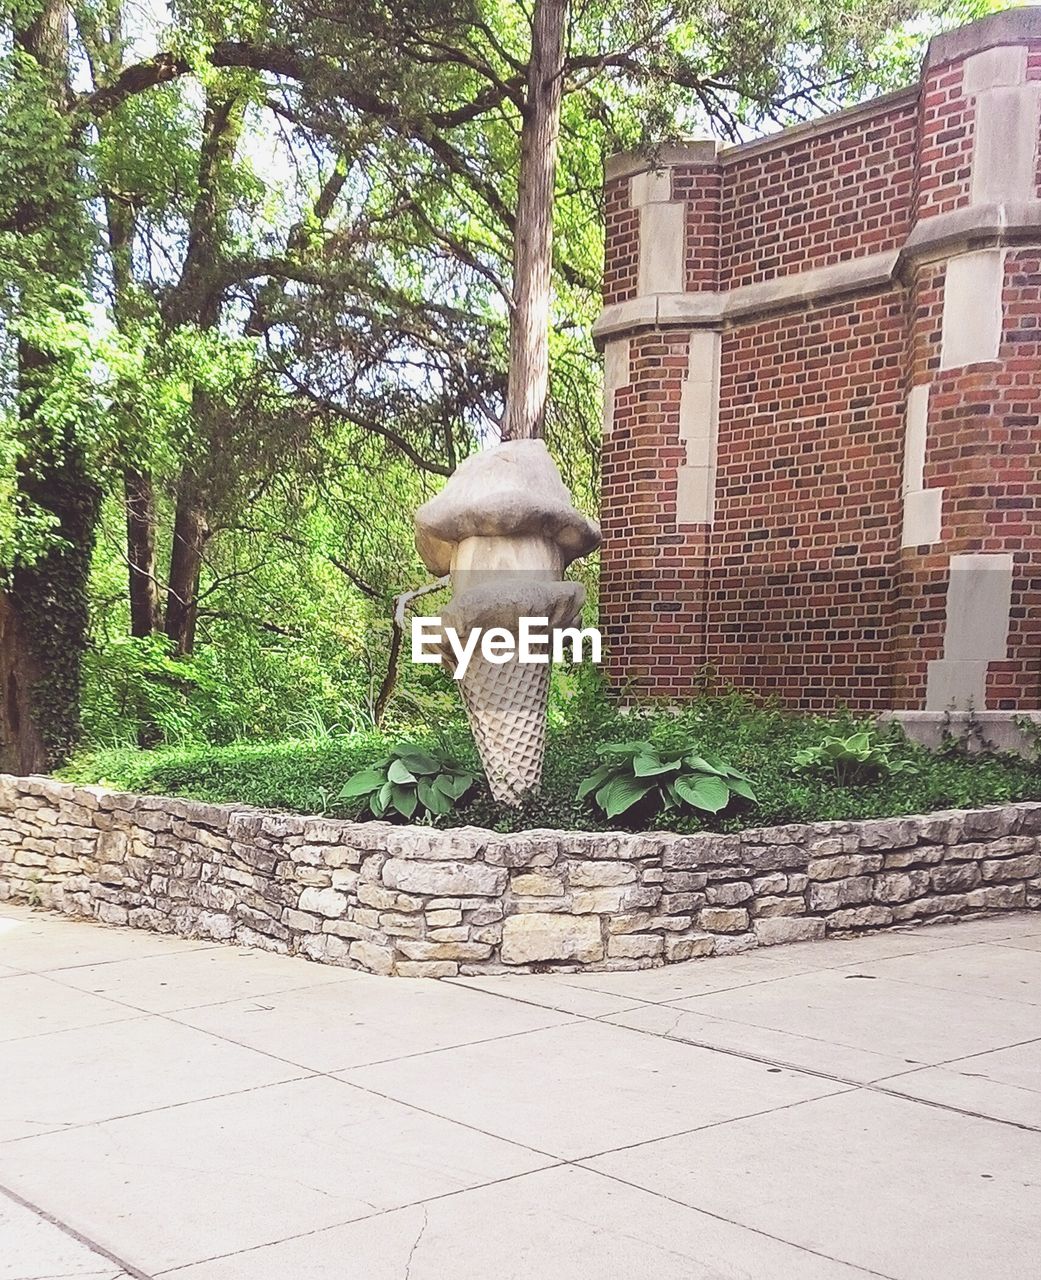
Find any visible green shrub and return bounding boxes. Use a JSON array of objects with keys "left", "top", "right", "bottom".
[
  {"left": 340, "top": 743, "right": 479, "bottom": 821},
  {"left": 793, "top": 731, "right": 917, "bottom": 786},
  {"left": 577, "top": 741, "right": 755, "bottom": 820},
  {"left": 62, "top": 689, "right": 1041, "bottom": 834}
]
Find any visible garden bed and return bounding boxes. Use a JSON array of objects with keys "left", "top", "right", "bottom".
[{"left": 2, "top": 774, "right": 1039, "bottom": 978}]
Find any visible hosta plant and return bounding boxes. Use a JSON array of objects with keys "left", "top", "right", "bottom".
[
  {"left": 339, "top": 744, "right": 479, "bottom": 821},
  {"left": 577, "top": 741, "right": 756, "bottom": 822},
  {"left": 793, "top": 731, "right": 916, "bottom": 786}
]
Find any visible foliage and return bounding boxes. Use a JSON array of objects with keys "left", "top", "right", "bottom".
[
  {"left": 64, "top": 689, "right": 1041, "bottom": 833},
  {"left": 577, "top": 740, "right": 755, "bottom": 820},
  {"left": 339, "top": 742, "right": 479, "bottom": 821},
  {"left": 793, "top": 730, "right": 918, "bottom": 786},
  {"left": 1, "top": 0, "right": 1008, "bottom": 764}
]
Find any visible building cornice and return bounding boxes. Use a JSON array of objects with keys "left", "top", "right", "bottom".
[{"left": 593, "top": 204, "right": 1041, "bottom": 344}]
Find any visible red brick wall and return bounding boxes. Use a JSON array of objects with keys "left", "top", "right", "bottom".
[
  {"left": 705, "top": 293, "right": 906, "bottom": 711},
  {"left": 600, "top": 331, "right": 709, "bottom": 692},
  {"left": 599, "top": 15, "right": 1041, "bottom": 714},
  {"left": 720, "top": 98, "right": 918, "bottom": 289}
]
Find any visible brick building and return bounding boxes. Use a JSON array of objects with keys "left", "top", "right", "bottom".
[{"left": 597, "top": 8, "right": 1041, "bottom": 743}]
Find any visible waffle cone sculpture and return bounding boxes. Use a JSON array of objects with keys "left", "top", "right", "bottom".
[{"left": 415, "top": 441, "right": 601, "bottom": 804}]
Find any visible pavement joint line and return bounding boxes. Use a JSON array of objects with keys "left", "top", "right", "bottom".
[
  {"left": 841, "top": 967, "right": 1041, "bottom": 1009},
  {"left": 576, "top": 1163, "right": 904, "bottom": 1280},
  {"left": 567, "top": 1086, "right": 857, "bottom": 1163},
  {"left": 0, "top": 1180, "right": 154, "bottom": 1280},
  {"left": 23, "top": 944, "right": 221, "bottom": 975},
  {"left": 151, "top": 1165, "right": 570, "bottom": 1276},
  {"left": 445, "top": 948, "right": 1041, "bottom": 1132},
  {"left": 0, "top": 1071, "right": 319, "bottom": 1148},
  {"left": 6, "top": 911, "right": 1041, "bottom": 1152},
  {"left": 34, "top": 965, "right": 364, "bottom": 1017},
  {"left": 315, "top": 1017, "right": 585, "bottom": 1073},
  {"left": 870, "top": 1033, "right": 1041, "bottom": 1083},
  {"left": 539, "top": 926, "right": 1039, "bottom": 1005}
]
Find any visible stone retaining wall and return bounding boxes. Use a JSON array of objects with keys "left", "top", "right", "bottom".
[{"left": 2, "top": 774, "right": 1040, "bottom": 976}]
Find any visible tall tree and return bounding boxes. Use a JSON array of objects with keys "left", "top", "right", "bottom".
[{"left": 0, "top": 0, "right": 100, "bottom": 772}]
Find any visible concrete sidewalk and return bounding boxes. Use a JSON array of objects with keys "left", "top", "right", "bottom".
[{"left": 1, "top": 903, "right": 1039, "bottom": 1279}]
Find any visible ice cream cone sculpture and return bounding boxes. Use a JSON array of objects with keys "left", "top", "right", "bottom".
[{"left": 414, "top": 440, "right": 601, "bottom": 804}]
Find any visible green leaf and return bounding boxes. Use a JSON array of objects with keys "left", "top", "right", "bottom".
[
  {"left": 633, "top": 754, "right": 681, "bottom": 777},
  {"left": 434, "top": 771, "right": 474, "bottom": 800},
  {"left": 684, "top": 754, "right": 726, "bottom": 777},
  {"left": 338, "top": 768, "right": 386, "bottom": 799},
  {"left": 417, "top": 778, "right": 451, "bottom": 815},
  {"left": 390, "top": 783, "right": 418, "bottom": 818},
  {"left": 674, "top": 774, "right": 731, "bottom": 814},
  {"left": 600, "top": 740, "right": 655, "bottom": 758},
  {"left": 727, "top": 776, "right": 758, "bottom": 803},
  {"left": 395, "top": 750, "right": 441, "bottom": 775},
  {"left": 577, "top": 763, "right": 614, "bottom": 800},
  {"left": 387, "top": 758, "right": 416, "bottom": 785},
  {"left": 595, "top": 775, "right": 655, "bottom": 819}
]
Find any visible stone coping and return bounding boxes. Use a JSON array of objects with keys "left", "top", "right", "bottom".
[
  {"left": 1, "top": 774, "right": 1039, "bottom": 978},
  {"left": 593, "top": 204, "right": 1041, "bottom": 342}
]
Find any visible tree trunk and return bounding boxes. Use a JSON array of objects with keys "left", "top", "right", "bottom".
[
  {"left": 125, "top": 468, "right": 161, "bottom": 638},
  {"left": 160, "top": 88, "right": 243, "bottom": 657},
  {"left": 0, "top": 0, "right": 101, "bottom": 774},
  {"left": 164, "top": 474, "right": 208, "bottom": 657},
  {"left": 501, "top": 0, "right": 567, "bottom": 442}
]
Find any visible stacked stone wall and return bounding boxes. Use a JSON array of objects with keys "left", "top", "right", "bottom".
[{"left": 2, "top": 775, "right": 1039, "bottom": 977}]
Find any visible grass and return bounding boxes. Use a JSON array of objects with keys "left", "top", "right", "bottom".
[{"left": 61, "top": 689, "right": 1041, "bottom": 834}]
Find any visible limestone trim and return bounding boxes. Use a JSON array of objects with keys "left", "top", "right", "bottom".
[
  {"left": 926, "top": 7, "right": 1041, "bottom": 71},
  {"left": 595, "top": 205, "right": 1041, "bottom": 343},
  {"left": 594, "top": 250, "right": 901, "bottom": 341},
  {"left": 926, "top": 554, "right": 1015, "bottom": 713}
]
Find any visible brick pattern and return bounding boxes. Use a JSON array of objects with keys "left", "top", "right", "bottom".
[
  {"left": 603, "top": 175, "right": 638, "bottom": 306},
  {"left": 707, "top": 294, "right": 907, "bottom": 710},
  {"left": 672, "top": 163, "right": 721, "bottom": 292},
  {"left": 896, "top": 251, "right": 1041, "bottom": 710},
  {"left": 599, "top": 26, "right": 1041, "bottom": 715},
  {"left": 916, "top": 62, "right": 974, "bottom": 218},
  {"left": 600, "top": 330, "right": 709, "bottom": 694},
  {"left": 3, "top": 777, "right": 1039, "bottom": 977},
  {"left": 719, "top": 101, "right": 917, "bottom": 289}
]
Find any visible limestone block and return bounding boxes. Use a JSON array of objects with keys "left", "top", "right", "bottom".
[
  {"left": 570, "top": 884, "right": 659, "bottom": 915},
  {"left": 971, "top": 84, "right": 1041, "bottom": 204},
  {"left": 297, "top": 886, "right": 347, "bottom": 918},
  {"left": 347, "top": 939, "right": 394, "bottom": 974},
  {"left": 396, "top": 940, "right": 493, "bottom": 962},
  {"left": 981, "top": 854, "right": 1041, "bottom": 882},
  {"left": 382, "top": 858, "right": 507, "bottom": 897},
  {"left": 928, "top": 863, "right": 981, "bottom": 894},
  {"left": 698, "top": 906, "right": 749, "bottom": 934},
  {"left": 939, "top": 250, "right": 1004, "bottom": 370},
  {"left": 395, "top": 961, "right": 458, "bottom": 978},
  {"left": 874, "top": 871, "right": 931, "bottom": 903},
  {"left": 825, "top": 905, "right": 894, "bottom": 930},
  {"left": 807, "top": 854, "right": 882, "bottom": 880},
  {"left": 567, "top": 860, "right": 637, "bottom": 888},
  {"left": 753, "top": 917, "right": 825, "bottom": 946},
  {"left": 705, "top": 881, "right": 753, "bottom": 906},
  {"left": 511, "top": 872, "right": 566, "bottom": 896},
  {"left": 664, "top": 931, "right": 716, "bottom": 962},
  {"left": 500, "top": 913, "right": 603, "bottom": 964},
  {"left": 808, "top": 877, "right": 872, "bottom": 911},
  {"left": 607, "top": 933, "right": 664, "bottom": 960}
]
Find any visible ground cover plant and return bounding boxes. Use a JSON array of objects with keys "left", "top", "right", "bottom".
[{"left": 63, "top": 682, "right": 1041, "bottom": 835}]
